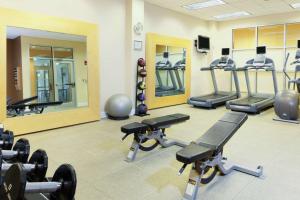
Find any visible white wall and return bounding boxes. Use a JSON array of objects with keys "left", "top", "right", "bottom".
[
  {"left": 144, "top": 3, "right": 217, "bottom": 96},
  {"left": 0, "top": 0, "right": 127, "bottom": 113}
]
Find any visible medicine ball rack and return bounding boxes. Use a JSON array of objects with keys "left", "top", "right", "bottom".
[{"left": 135, "top": 58, "right": 149, "bottom": 117}]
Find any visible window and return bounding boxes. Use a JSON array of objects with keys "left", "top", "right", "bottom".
[
  {"left": 258, "top": 25, "right": 284, "bottom": 48},
  {"left": 233, "top": 28, "right": 256, "bottom": 49},
  {"left": 286, "top": 23, "right": 300, "bottom": 47}
]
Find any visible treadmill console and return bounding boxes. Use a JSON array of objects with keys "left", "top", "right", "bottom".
[
  {"left": 253, "top": 46, "right": 266, "bottom": 67},
  {"left": 219, "top": 48, "right": 230, "bottom": 66}
]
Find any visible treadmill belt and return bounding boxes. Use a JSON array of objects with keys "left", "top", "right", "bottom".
[
  {"left": 190, "top": 94, "right": 228, "bottom": 101},
  {"left": 232, "top": 97, "right": 267, "bottom": 106}
]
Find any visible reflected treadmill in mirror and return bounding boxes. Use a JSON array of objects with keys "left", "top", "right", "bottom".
[
  {"left": 155, "top": 46, "right": 186, "bottom": 97},
  {"left": 6, "top": 26, "right": 88, "bottom": 117}
]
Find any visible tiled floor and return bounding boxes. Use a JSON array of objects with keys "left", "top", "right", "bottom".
[{"left": 19, "top": 104, "right": 300, "bottom": 200}]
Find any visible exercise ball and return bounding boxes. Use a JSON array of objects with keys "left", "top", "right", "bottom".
[
  {"left": 274, "top": 90, "right": 299, "bottom": 120},
  {"left": 105, "top": 94, "right": 132, "bottom": 120}
]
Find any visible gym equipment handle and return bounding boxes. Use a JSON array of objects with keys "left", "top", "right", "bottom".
[{"left": 25, "top": 182, "right": 62, "bottom": 193}]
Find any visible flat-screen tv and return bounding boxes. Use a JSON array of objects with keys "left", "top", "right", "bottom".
[
  {"left": 222, "top": 48, "right": 230, "bottom": 56},
  {"left": 197, "top": 35, "right": 210, "bottom": 51},
  {"left": 257, "top": 46, "right": 266, "bottom": 54},
  {"left": 297, "top": 40, "right": 300, "bottom": 48}
]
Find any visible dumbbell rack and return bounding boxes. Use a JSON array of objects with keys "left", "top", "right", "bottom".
[{"left": 135, "top": 59, "right": 149, "bottom": 117}]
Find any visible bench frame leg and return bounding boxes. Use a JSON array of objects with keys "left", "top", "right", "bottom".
[
  {"left": 182, "top": 153, "right": 263, "bottom": 200},
  {"left": 125, "top": 140, "right": 140, "bottom": 162},
  {"left": 125, "top": 129, "right": 188, "bottom": 162},
  {"left": 183, "top": 165, "right": 204, "bottom": 200}
]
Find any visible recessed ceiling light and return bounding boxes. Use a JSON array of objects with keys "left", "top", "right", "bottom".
[
  {"left": 183, "top": 0, "right": 225, "bottom": 10},
  {"left": 290, "top": 3, "right": 300, "bottom": 9},
  {"left": 214, "top": 11, "right": 250, "bottom": 19}
]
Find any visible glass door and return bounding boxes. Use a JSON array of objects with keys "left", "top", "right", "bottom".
[
  {"left": 54, "top": 61, "right": 76, "bottom": 106},
  {"left": 32, "top": 58, "right": 55, "bottom": 103}
]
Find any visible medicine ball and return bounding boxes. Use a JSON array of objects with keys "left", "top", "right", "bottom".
[
  {"left": 137, "top": 93, "right": 146, "bottom": 101},
  {"left": 137, "top": 104, "right": 148, "bottom": 115},
  {"left": 137, "top": 81, "right": 146, "bottom": 90},
  {"left": 137, "top": 58, "right": 146, "bottom": 67},
  {"left": 139, "top": 69, "right": 147, "bottom": 77}
]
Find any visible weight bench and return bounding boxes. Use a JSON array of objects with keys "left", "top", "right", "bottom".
[
  {"left": 121, "top": 114, "right": 190, "bottom": 162},
  {"left": 176, "top": 112, "right": 263, "bottom": 200}
]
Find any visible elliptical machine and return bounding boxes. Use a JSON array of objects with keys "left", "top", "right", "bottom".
[{"left": 274, "top": 43, "right": 300, "bottom": 124}]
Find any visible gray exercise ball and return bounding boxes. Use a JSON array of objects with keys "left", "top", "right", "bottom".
[
  {"left": 274, "top": 90, "right": 299, "bottom": 120},
  {"left": 105, "top": 94, "right": 132, "bottom": 120}
]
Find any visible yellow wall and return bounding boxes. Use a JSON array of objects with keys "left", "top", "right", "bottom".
[{"left": 20, "top": 36, "right": 88, "bottom": 107}]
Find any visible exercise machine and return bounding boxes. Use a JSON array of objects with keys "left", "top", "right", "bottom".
[
  {"left": 0, "top": 163, "right": 77, "bottom": 200},
  {"left": 0, "top": 125, "right": 14, "bottom": 150},
  {"left": 176, "top": 112, "right": 263, "bottom": 200},
  {"left": 7, "top": 96, "right": 63, "bottom": 117},
  {"left": 156, "top": 52, "right": 178, "bottom": 96},
  {"left": 274, "top": 46, "right": 300, "bottom": 123},
  {"left": 173, "top": 58, "right": 186, "bottom": 94},
  {"left": 226, "top": 46, "right": 278, "bottom": 114},
  {"left": 2, "top": 138, "right": 30, "bottom": 163},
  {"left": 121, "top": 114, "right": 190, "bottom": 162},
  {"left": 0, "top": 149, "right": 48, "bottom": 182},
  {"left": 188, "top": 48, "right": 240, "bottom": 108}
]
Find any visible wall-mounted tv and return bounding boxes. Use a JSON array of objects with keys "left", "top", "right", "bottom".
[{"left": 197, "top": 35, "right": 210, "bottom": 52}]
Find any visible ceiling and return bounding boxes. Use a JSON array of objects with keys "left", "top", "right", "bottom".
[
  {"left": 145, "top": 0, "right": 300, "bottom": 21},
  {"left": 7, "top": 26, "right": 86, "bottom": 42}
]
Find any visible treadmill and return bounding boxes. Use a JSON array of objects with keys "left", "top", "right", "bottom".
[
  {"left": 188, "top": 48, "right": 241, "bottom": 108},
  {"left": 226, "top": 46, "right": 278, "bottom": 114},
  {"left": 155, "top": 52, "right": 178, "bottom": 96}
]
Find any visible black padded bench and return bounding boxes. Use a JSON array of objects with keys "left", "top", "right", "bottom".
[
  {"left": 121, "top": 113, "right": 190, "bottom": 162},
  {"left": 121, "top": 113, "right": 190, "bottom": 135},
  {"left": 176, "top": 112, "right": 263, "bottom": 200},
  {"left": 177, "top": 112, "right": 247, "bottom": 164}
]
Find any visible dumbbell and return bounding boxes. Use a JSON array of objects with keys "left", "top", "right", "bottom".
[
  {"left": 0, "top": 149, "right": 48, "bottom": 182},
  {"left": 2, "top": 138, "right": 30, "bottom": 163},
  {"left": 0, "top": 163, "right": 77, "bottom": 200},
  {"left": 0, "top": 124, "right": 14, "bottom": 150}
]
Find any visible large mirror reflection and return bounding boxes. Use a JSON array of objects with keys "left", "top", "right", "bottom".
[
  {"left": 155, "top": 45, "right": 186, "bottom": 97},
  {"left": 6, "top": 27, "right": 88, "bottom": 117}
]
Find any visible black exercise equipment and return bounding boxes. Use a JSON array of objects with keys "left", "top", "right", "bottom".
[
  {"left": 274, "top": 47, "right": 300, "bottom": 123},
  {"left": 189, "top": 48, "right": 240, "bottom": 108},
  {"left": 0, "top": 149, "right": 48, "bottom": 182},
  {"left": 2, "top": 138, "right": 30, "bottom": 163},
  {"left": 121, "top": 114, "right": 189, "bottom": 162},
  {"left": 0, "top": 163, "right": 77, "bottom": 200},
  {"left": 136, "top": 104, "right": 148, "bottom": 115},
  {"left": 135, "top": 57, "right": 149, "bottom": 117},
  {"left": 226, "top": 46, "right": 278, "bottom": 114},
  {"left": 0, "top": 126, "right": 14, "bottom": 150},
  {"left": 7, "top": 96, "right": 63, "bottom": 117},
  {"left": 137, "top": 93, "right": 146, "bottom": 101},
  {"left": 176, "top": 112, "right": 263, "bottom": 200},
  {"left": 137, "top": 81, "right": 146, "bottom": 90}
]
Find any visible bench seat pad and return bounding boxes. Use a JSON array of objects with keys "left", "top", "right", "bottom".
[{"left": 142, "top": 114, "right": 190, "bottom": 129}]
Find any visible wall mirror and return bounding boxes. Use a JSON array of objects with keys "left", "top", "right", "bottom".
[
  {"left": 6, "top": 27, "right": 88, "bottom": 118},
  {"left": 155, "top": 45, "right": 186, "bottom": 97},
  {"left": 0, "top": 7, "right": 100, "bottom": 134},
  {"left": 146, "top": 33, "right": 191, "bottom": 109}
]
